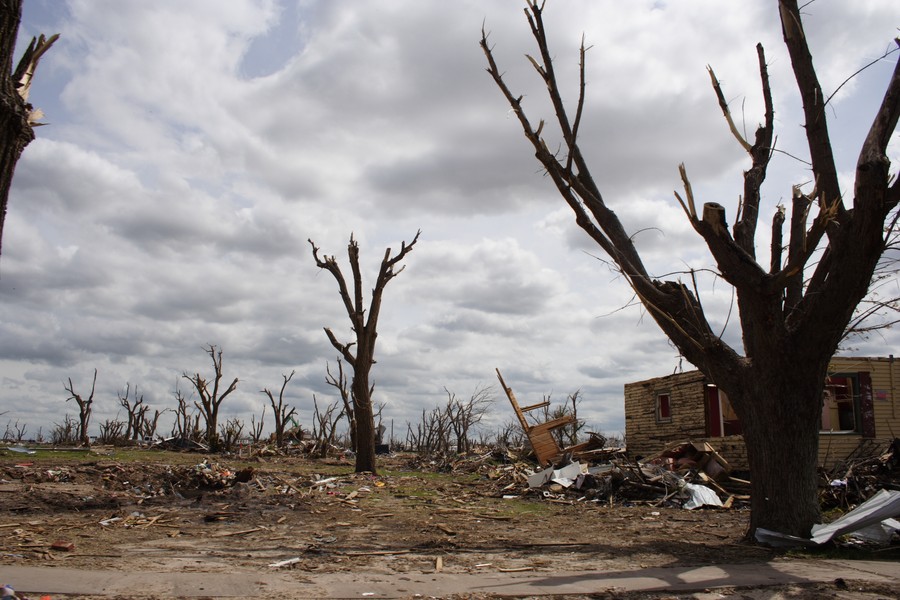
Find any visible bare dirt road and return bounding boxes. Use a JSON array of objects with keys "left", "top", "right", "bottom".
[{"left": 0, "top": 448, "right": 896, "bottom": 599}]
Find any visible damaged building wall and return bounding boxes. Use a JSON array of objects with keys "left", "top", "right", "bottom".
[
  {"left": 624, "top": 370, "right": 711, "bottom": 461},
  {"left": 821, "top": 356, "right": 897, "bottom": 467},
  {"left": 624, "top": 356, "right": 899, "bottom": 472}
]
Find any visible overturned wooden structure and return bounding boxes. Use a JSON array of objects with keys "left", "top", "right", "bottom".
[{"left": 496, "top": 368, "right": 595, "bottom": 466}]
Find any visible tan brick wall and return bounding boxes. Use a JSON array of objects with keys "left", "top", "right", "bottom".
[{"left": 625, "top": 370, "right": 707, "bottom": 460}]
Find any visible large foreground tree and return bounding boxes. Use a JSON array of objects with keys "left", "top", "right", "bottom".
[
  {"left": 310, "top": 231, "right": 419, "bottom": 474},
  {"left": 482, "top": 1, "right": 899, "bottom": 538},
  {"left": 0, "top": 0, "right": 57, "bottom": 257}
]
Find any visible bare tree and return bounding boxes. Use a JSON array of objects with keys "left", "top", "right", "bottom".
[
  {"left": 97, "top": 418, "right": 125, "bottom": 445},
  {"left": 495, "top": 419, "right": 527, "bottom": 452},
  {"left": 310, "top": 231, "right": 420, "bottom": 473},
  {"left": 51, "top": 415, "right": 78, "bottom": 446},
  {"left": 170, "top": 383, "right": 201, "bottom": 443},
  {"left": 538, "top": 391, "right": 586, "bottom": 448},
  {"left": 311, "top": 394, "right": 344, "bottom": 458},
  {"left": 64, "top": 368, "right": 96, "bottom": 447},
  {"left": 445, "top": 385, "right": 494, "bottom": 454},
  {"left": 249, "top": 406, "right": 266, "bottom": 444},
  {"left": 482, "top": 1, "right": 900, "bottom": 538},
  {"left": 262, "top": 370, "right": 298, "bottom": 448},
  {"left": 218, "top": 417, "right": 244, "bottom": 453},
  {"left": 118, "top": 383, "right": 145, "bottom": 442},
  {"left": 406, "top": 405, "right": 453, "bottom": 457},
  {"left": 183, "top": 345, "right": 239, "bottom": 451},
  {"left": 0, "top": 1, "right": 57, "bottom": 258},
  {"left": 140, "top": 408, "right": 166, "bottom": 441},
  {"left": 2, "top": 419, "right": 26, "bottom": 442},
  {"left": 326, "top": 359, "right": 356, "bottom": 452}
]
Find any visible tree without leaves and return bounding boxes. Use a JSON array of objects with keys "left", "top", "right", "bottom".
[
  {"left": 64, "top": 368, "right": 96, "bottom": 447},
  {"left": 311, "top": 394, "right": 344, "bottom": 458},
  {"left": 539, "top": 391, "right": 585, "bottom": 448},
  {"left": 325, "top": 358, "right": 356, "bottom": 452},
  {"left": 170, "top": 383, "right": 201, "bottom": 442},
  {"left": 444, "top": 385, "right": 494, "bottom": 455},
  {"left": 309, "top": 231, "right": 420, "bottom": 474},
  {"left": 262, "top": 370, "right": 297, "bottom": 448},
  {"left": 51, "top": 414, "right": 78, "bottom": 446},
  {"left": 117, "top": 383, "right": 145, "bottom": 442},
  {"left": 141, "top": 408, "right": 166, "bottom": 441},
  {"left": 249, "top": 406, "right": 266, "bottom": 444},
  {"left": 482, "top": 1, "right": 900, "bottom": 538},
  {"left": 2, "top": 419, "right": 26, "bottom": 442},
  {"left": 97, "top": 418, "right": 125, "bottom": 445},
  {"left": 0, "top": 0, "right": 57, "bottom": 258},
  {"left": 182, "top": 345, "right": 239, "bottom": 452},
  {"left": 218, "top": 417, "right": 244, "bottom": 452}
]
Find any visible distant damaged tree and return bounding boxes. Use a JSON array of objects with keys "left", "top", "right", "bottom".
[
  {"left": 311, "top": 394, "right": 344, "bottom": 458},
  {"left": 140, "top": 408, "right": 166, "bottom": 441},
  {"left": 2, "top": 419, "right": 26, "bottom": 442},
  {"left": 310, "top": 231, "right": 420, "bottom": 473},
  {"left": 445, "top": 385, "right": 494, "bottom": 454},
  {"left": 183, "top": 345, "right": 238, "bottom": 452},
  {"left": 0, "top": 1, "right": 57, "bottom": 258},
  {"left": 249, "top": 406, "right": 266, "bottom": 444},
  {"left": 325, "top": 358, "right": 356, "bottom": 451},
  {"left": 64, "top": 368, "right": 96, "bottom": 447},
  {"left": 218, "top": 417, "right": 244, "bottom": 452},
  {"left": 171, "top": 382, "right": 202, "bottom": 443},
  {"left": 538, "top": 390, "right": 585, "bottom": 448},
  {"left": 50, "top": 414, "right": 79, "bottom": 446},
  {"left": 97, "top": 418, "right": 125, "bottom": 445},
  {"left": 118, "top": 383, "right": 146, "bottom": 442},
  {"left": 482, "top": 1, "right": 900, "bottom": 538},
  {"left": 262, "top": 370, "right": 297, "bottom": 448}
]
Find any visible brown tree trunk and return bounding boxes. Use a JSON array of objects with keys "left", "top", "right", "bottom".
[
  {"left": 714, "top": 357, "right": 827, "bottom": 537},
  {"left": 352, "top": 372, "right": 377, "bottom": 473}
]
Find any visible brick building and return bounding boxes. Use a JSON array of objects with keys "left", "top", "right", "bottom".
[{"left": 624, "top": 356, "right": 899, "bottom": 471}]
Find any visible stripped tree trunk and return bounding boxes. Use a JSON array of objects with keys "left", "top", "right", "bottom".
[{"left": 310, "top": 231, "right": 420, "bottom": 474}]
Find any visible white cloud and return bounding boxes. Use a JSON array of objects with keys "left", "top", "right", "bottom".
[{"left": 3, "top": 0, "right": 897, "bottom": 443}]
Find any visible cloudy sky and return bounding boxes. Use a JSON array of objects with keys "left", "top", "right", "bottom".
[{"left": 2, "top": 0, "right": 898, "bottom": 443}]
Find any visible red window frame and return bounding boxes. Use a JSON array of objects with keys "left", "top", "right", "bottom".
[{"left": 656, "top": 393, "right": 672, "bottom": 422}]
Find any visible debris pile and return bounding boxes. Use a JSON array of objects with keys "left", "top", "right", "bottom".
[
  {"left": 166, "top": 461, "right": 256, "bottom": 492},
  {"left": 821, "top": 438, "right": 900, "bottom": 510},
  {"left": 482, "top": 440, "right": 750, "bottom": 509}
]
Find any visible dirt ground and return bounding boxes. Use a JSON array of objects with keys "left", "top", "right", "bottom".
[{"left": 0, "top": 448, "right": 896, "bottom": 599}]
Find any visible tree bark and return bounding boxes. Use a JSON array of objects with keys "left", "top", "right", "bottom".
[{"left": 352, "top": 365, "right": 376, "bottom": 473}]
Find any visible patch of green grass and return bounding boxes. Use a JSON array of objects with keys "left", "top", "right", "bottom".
[
  {"left": 391, "top": 482, "right": 440, "bottom": 499},
  {"left": 492, "top": 497, "right": 555, "bottom": 518},
  {"left": 0, "top": 446, "right": 216, "bottom": 466}
]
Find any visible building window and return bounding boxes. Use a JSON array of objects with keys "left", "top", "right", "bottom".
[
  {"left": 705, "top": 385, "right": 742, "bottom": 437},
  {"left": 822, "top": 373, "right": 859, "bottom": 432},
  {"left": 656, "top": 393, "right": 672, "bottom": 423}
]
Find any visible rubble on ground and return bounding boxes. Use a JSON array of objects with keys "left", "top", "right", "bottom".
[
  {"left": 821, "top": 438, "right": 900, "bottom": 510},
  {"left": 477, "top": 440, "right": 751, "bottom": 510}
]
